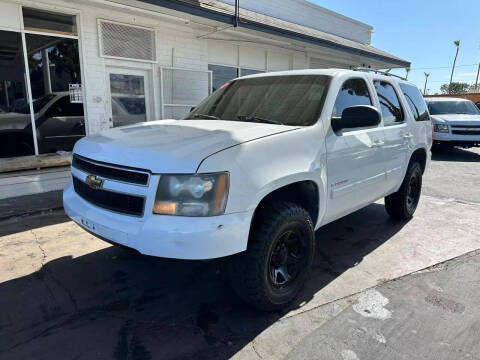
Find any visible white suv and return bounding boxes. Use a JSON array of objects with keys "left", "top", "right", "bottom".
[
  {"left": 426, "top": 97, "right": 480, "bottom": 149},
  {"left": 63, "top": 69, "right": 432, "bottom": 310}
]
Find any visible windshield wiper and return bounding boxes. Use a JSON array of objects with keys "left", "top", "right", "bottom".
[
  {"left": 237, "top": 115, "right": 283, "bottom": 125},
  {"left": 192, "top": 114, "right": 221, "bottom": 120}
]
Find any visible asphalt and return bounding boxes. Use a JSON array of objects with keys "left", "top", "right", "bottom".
[{"left": 0, "top": 146, "right": 479, "bottom": 360}]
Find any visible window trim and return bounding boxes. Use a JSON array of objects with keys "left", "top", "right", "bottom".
[{"left": 373, "top": 79, "right": 405, "bottom": 127}]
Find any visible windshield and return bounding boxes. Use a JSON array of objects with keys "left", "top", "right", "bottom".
[
  {"left": 427, "top": 100, "right": 480, "bottom": 115},
  {"left": 185, "top": 75, "right": 331, "bottom": 126},
  {"left": 15, "top": 94, "right": 56, "bottom": 114}
]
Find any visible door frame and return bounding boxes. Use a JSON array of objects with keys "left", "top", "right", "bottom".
[{"left": 105, "top": 66, "right": 153, "bottom": 128}]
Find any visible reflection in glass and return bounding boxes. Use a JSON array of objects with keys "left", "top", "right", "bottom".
[
  {"left": 109, "top": 74, "right": 146, "bottom": 127},
  {"left": 23, "top": 8, "right": 77, "bottom": 36},
  {"left": 26, "top": 33, "right": 85, "bottom": 154},
  {"left": 0, "top": 30, "right": 35, "bottom": 158},
  {"left": 333, "top": 78, "right": 372, "bottom": 117}
]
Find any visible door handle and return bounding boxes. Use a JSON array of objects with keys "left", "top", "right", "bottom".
[
  {"left": 371, "top": 140, "right": 385, "bottom": 148},
  {"left": 404, "top": 133, "right": 414, "bottom": 139}
]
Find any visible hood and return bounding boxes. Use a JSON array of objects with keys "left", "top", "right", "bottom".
[
  {"left": 73, "top": 119, "right": 298, "bottom": 173},
  {"left": 431, "top": 114, "right": 480, "bottom": 125}
]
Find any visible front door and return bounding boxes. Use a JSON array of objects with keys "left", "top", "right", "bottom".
[
  {"left": 324, "top": 77, "right": 386, "bottom": 224},
  {"left": 106, "top": 68, "right": 151, "bottom": 128},
  {"left": 372, "top": 79, "right": 409, "bottom": 193}
]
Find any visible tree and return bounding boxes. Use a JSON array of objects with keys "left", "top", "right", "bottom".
[
  {"left": 449, "top": 40, "right": 460, "bottom": 85},
  {"left": 423, "top": 72, "right": 430, "bottom": 95},
  {"left": 440, "top": 82, "right": 470, "bottom": 94},
  {"left": 405, "top": 67, "right": 411, "bottom": 80}
]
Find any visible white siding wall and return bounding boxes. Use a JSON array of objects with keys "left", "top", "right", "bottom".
[{"left": 218, "top": 0, "right": 372, "bottom": 44}]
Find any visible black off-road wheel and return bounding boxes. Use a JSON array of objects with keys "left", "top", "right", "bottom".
[
  {"left": 385, "top": 161, "right": 423, "bottom": 220},
  {"left": 227, "top": 201, "right": 315, "bottom": 311}
]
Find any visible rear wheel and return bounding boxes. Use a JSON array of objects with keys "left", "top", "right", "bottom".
[
  {"left": 228, "top": 201, "right": 315, "bottom": 311},
  {"left": 385, "top": 161, "right": 423, "bottom": 220}
]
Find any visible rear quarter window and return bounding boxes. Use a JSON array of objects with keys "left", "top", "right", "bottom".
[{"left": 399, "top": 83, "right": 430, "bottom": 121}]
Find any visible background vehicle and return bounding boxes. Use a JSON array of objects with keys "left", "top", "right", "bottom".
[
  {"left": 0, "top": 92, "right": 85, "bottom": 157},
  {"left": 426, "top": 97, "right": 480, "bottom": 150},
  {"left": 64, "top": 69, "right": 432, "bottom": 310}
]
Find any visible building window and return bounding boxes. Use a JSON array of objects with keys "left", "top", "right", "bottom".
[
  {"left": 208, "top": 64, "right": 238, "bottom": 92},
  {"left": 0, "top": 8, "right": 84, "bottom": 159},
  {"left": 240, "top": 68, "right": 264, "bottom": 76},
  {"left": 23, "top": 8, "right": 77, "bottom": 36}
]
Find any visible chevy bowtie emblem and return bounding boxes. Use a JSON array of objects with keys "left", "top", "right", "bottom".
[{"left": 85, "top": 175, "right": 103, "bottom": 189}]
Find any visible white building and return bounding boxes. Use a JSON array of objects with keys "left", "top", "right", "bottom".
[{"left": 0, "top": 0, "right": 409, "bottom": 199}]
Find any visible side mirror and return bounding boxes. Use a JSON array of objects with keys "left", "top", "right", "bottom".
[{"left": 332, "top": 105, "right": 381, "bottom": 132}]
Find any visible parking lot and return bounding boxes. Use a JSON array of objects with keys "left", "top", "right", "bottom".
[{"left": 1, "top": 147, "right": 480, "bottom": 360}]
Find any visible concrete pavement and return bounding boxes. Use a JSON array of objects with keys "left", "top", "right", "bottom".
[{"left": 0, "top": 147, "right": 479, "bottom": 359}]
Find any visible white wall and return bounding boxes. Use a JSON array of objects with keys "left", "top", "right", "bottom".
[{"left": 218, "top": 0, "right": 372, "bottom": 44}]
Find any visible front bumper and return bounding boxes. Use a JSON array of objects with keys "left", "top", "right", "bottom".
[
  {"left": 63, "top": 182, "right": 253, "bottom": 260},
  {"left": 433, "top": 131, "right": 480, "bottom": 145}
]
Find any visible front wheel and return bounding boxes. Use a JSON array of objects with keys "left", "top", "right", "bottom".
[
  {"left": 227, "top": 201, "right": 315, "bottom": 311},
  {"left": 385, "top": 161, "right": 423, "bottom": 220}
]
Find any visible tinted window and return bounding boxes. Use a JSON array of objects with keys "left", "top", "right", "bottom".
[
  {"left": 374, "top": 80, "right": 404, "bottom": 126},
  {"left": 208, "top": 64, "right": 238, "bottom": 92},
  {"left": 427, "top": 100, "right": 480, "bottom": 115},
  {"left": 333, "top": 78, "right": 372, "bottom": 117},
  {"left": 399, "top": 83, "right": 429, "bottom": 121},
  {"left": 187, "top": 75, "right": 331, "bottom": 126}
]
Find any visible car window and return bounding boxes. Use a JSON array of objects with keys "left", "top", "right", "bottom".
[
  {"left": 49, "top": 96, "right": 84, "bottom": 117},
  {"left": 374, "top": 80, "right": 404, "bottom": 126},
  {"left": 332, "top": 78, "right": 372, "bottom": 118},
  {"left": 427, "top": 100, "right": 480, "bottom": 115},
  {"left": 399, "top": 83, "right": 430, "bottom": 121}
]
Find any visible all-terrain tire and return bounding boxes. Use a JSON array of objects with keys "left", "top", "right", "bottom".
[
  {"left": 227, "top": 201, "right": 315, "bottom": 311},
  {"left": 385, "top": 161, "right": 423, "bottom": 220}
]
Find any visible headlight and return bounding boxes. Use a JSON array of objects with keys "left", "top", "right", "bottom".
[
  {"left": 153, "top": 173, "right": 229, "bottom": 216},
  {"left": 433, "top": 124, "right": 449, "bottom": 133}
]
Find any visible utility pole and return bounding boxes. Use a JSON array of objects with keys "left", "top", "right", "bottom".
[
  {"left": 423, "top": 72, "right": 430, "bottom": 95},
  {"left": 475, "top": 62, "right": 480, "bottom": 92}
]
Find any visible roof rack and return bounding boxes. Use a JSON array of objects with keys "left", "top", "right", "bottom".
[{"left": 353, "top": 67, "right": 407, "bottom": 81}]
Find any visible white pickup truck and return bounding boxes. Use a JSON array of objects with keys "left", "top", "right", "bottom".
[{"left": 64, "top": 69, "right": 432, "bottom": 310}]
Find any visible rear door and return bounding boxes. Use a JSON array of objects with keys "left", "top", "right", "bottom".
[
  {"left": 372, "top": 79, "right": 409, "bottom": 194},
  {"left": 324, "top": 76, "right": 386, "bottom": 223}
]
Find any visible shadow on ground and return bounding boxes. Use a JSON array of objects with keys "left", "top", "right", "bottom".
[
  {"left": 431, "top": 146, "right": 480, "bottom": 162},
  {"left": 0, "top": 203, "right": 407, "bottom": 360}
]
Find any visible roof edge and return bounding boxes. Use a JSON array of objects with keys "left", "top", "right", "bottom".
[{"left": 136, "top": 0, "right": 410, "bottom": 67}]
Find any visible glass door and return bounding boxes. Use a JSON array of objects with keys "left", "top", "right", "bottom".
[
  {"left": 0, "top": 30, "right": 34, "bottom": 158},
  {"left": 106, "top": 68, "right": 151, "bottom": 127}
]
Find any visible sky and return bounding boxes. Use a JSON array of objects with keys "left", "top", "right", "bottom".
[{"left": 310, "top": 0, "right": 480, "bottom": 94}]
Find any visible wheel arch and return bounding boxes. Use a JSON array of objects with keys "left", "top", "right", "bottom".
[
  {"left": 249, "top": 180, "right": 321, "bottom": 241},
  {"left": 409, "top": 147, "right": 427, "bottom": 173}
]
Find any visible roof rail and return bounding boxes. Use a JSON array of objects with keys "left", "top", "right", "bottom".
[{"left": 353, "top": 67, "right": 407, "bottom": 81}]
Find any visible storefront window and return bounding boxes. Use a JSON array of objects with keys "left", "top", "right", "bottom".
[
  {"left": 0, "top": 30, "right": 35, "bottom": 158},
  {"left": 25, "top": 33, "right": 85, "bottom": 154}
]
